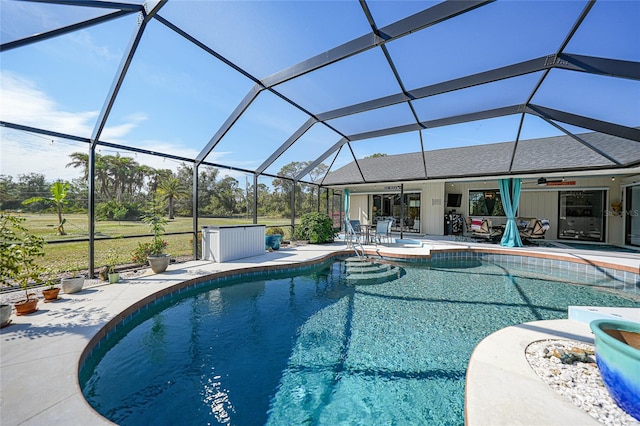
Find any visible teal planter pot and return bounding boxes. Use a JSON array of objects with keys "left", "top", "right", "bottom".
[
  {"left": 265, "top": 235, "right": 282, "bottom": 250},
  {"left": 590, "top": 319, "right": 640, "bottom": 421}
]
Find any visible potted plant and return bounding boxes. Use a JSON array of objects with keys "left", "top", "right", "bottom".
[
  {"left": 0, "top": 213, "right": 45, "bottom": 316},
  {"left": 106, "top": 248, "right": 120, "bottom": 283},
  {"left": 265, "top": 227, "right": 285, "bottom": 250},
  {"left": 590, "top": 319, "right": 640, "bottom": 420},
  {"left": 142, "top": 214, "right": 170, "bottom": 273},
  {"left": 61, "top": 262, "right": 85, "bottom": 294},
  {"left": 41, "top": 268, "right": 61, "bottom": 302}
]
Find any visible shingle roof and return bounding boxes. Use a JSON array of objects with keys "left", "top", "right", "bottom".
[{"left": 323, "top": 130, "right": 640, "bottom": 184}]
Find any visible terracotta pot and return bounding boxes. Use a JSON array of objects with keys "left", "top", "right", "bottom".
[
  {"left": 14, "top": 298, "right": 38, "bottom": 316},
  {"left": 42, "top": 287, "right": 60, "bottom": 301},
  {"left": 0, "top": 304, "right": 12, "bottom": 326}
]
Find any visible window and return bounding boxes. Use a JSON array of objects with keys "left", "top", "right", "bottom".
[{"left": 468, "top": 190, "right": 505, "bottom": 216}]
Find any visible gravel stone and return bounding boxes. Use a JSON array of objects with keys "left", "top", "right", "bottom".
[{"left": 526, "top": 339, "right": 639, "bottom": 426}]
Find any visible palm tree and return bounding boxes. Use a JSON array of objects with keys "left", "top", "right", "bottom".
[
  {"left": 22, "top": 181, "right": 70, "bottom": 235},
  {"left": 147, "top": 168, "right": 173, "bottom": 194},
  {"left": 67, "top": 151, "right": 110, "bottom": 200},
  {"left": 103, "top": 154, "right": 139, "bottom": 203},
  {"left": 157, "top": 176, "right": 189, "bottom": 219},
  {"left": 66, "top": 152, "right": 90, "bottom": 180}
]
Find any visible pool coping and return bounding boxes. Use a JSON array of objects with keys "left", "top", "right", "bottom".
[
  {"left": 1, "top": 240, "right": 638, "bottom": 425},
  {"left": 465, "top": 318, "right": 602, "bottom": 426}
]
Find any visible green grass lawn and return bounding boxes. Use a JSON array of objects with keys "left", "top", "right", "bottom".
[{"left": 16, "top": 213, "right": 294, "bottom": 273}]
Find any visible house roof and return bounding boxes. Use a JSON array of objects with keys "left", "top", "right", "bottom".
[{"left": 323, "top": 130, "right": 640, "bottom": 185}]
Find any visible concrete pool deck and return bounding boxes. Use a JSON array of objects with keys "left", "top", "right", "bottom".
[{"left": 1, "top": 238, "right": 638, "bottom": 425}]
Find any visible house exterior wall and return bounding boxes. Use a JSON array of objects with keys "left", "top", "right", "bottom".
[
  {"left": 445, "top": 176, "right": 622, "bottom": 244},
  {"left": 345, "top": 175, "right": 630, "bottom": 245}
]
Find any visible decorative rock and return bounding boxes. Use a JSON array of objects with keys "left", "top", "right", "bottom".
[
  {"left": 550, "top": 347, "right": 595, "bottom": 365},
  {"left": 99, "top": 266, "right": 109, "bottom": 281}
]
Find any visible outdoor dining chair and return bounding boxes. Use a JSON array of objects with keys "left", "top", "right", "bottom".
[{"left": 372, "top": 220, "right": 391, "bottom": 245}]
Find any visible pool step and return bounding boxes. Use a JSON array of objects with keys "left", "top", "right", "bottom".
[
  {"left": 346, "top": 263, "right": 392, "bottom": 273},
  {"left": 344, "top": 257, "right": 403, "bottom": 284}
]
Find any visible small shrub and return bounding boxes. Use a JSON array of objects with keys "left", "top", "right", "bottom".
[
  {"left": 0, "top": 213, "right": 45, "bottom": 298},
  {"left": 96, "top": 201, "right": 143, "bottom": 221},
  {"left": 143, "top": 214, "right": 168, "bottom": 256},
  {"left": 132, "top": 213, "right": 168, "bottom": 263},
  {"left": 131, "top": 241, "right": 167, "bottom": 264},
  {"left": 106, "top": 247, "right": 120, "bottom": 273},
  {"left": 266, "top": 226, "right": 285, "bottom": 236},
  {"left": 295, "top": 212, "right": 334, "bottom": 244}
]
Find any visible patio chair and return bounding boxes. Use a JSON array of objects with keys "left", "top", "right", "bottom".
[
  {"left": 466, "top": 217, "right": 502, "bottom": 241},
  {"left": 517, "top": 217, "right": 536, "bottom": 229},
  {"left": 519, "top": 219, "right": 549, "bottom": 242},
  {"left": 465, "top": 217, "right": 483, "bottom": 234},
  {"left": 372, "top": 220, "right": 391, "bottom": 245}
]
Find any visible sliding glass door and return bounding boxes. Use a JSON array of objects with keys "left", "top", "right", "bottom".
[
  {"left": 372, "top": 192, "right": 421, "bottom": 233},
  {"left": 558, "top": 190, "right": 605, "bottom": 242},
  {"left": 625, "top": 185, "right": 640, "bottom": 247}
]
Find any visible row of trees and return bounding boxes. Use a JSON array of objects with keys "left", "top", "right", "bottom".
[{"left": 0, "top": 152, "right": 328, "bottom": 223}]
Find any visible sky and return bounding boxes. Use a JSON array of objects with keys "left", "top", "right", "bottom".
[{"left": 0, "top": 0, "right": 638, "bottom": 183}]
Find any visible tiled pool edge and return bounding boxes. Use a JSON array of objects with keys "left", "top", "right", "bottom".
[{"left": 371, "top": 247, "right": 639, "bottom": 294}]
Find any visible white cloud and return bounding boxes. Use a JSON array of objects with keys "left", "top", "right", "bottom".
[
  {"left": 0, "top": 129, "right": 87, "bottom": 181},
  {"left": 68, "top": 30, "right": 121, "bottom": 63},
  {"left": 101, "top": 113, "right": 148, "bottom": 141},
  {"left": 0, "top": 71, "right": 96, "bottom": 136},
  {"left": 0, "top": 71, "right": 204, "bottom": 181}
]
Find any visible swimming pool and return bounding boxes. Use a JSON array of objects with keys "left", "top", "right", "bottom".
[{"left": 80, "top": 259, "right": 639, "bottom": 425}]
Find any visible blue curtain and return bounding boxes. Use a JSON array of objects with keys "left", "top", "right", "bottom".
[{"left": 499, "top": 178, "right": 523, "bottom": 247}]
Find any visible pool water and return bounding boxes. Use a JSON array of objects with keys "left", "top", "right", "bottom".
[{"left": 80, "top": 260, "right": 639, "bottom": 425}]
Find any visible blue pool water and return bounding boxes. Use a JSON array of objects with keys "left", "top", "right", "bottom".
[{"left": 80, "top": 260, "right": 639, "bottom": 425}]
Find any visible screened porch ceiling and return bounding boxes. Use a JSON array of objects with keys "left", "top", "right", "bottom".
[{"left": 1, "top": 0, "right": 639, "bottom": 187}]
